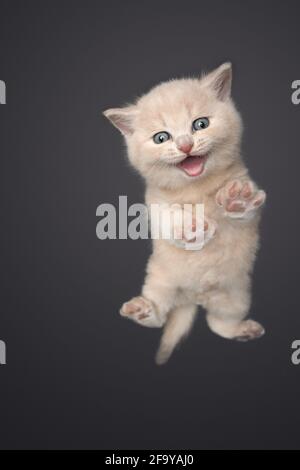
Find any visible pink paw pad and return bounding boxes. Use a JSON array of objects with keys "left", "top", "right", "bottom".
[
  {"left": 216, "top": 180, "right": 266, "bottom": 218},
  {"left": 120, "top": 296, "right": 163, "bottom": 328}
]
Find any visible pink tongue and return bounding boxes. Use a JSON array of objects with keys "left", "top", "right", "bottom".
[{"left": 179, "top": 156, "right": 205, "bottom": 176}]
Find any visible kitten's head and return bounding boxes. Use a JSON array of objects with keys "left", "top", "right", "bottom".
[{"left": 104, "top": 63, "right": 242, "bottom": 189}]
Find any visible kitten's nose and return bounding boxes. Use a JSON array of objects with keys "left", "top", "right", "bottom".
[{"left": 176, "top": 135, "right": 193, "bottom": 154}]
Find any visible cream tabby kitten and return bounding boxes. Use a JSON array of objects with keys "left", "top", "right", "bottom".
[{"left": 104, "top": 63, "right": 266, "bottom": 364}]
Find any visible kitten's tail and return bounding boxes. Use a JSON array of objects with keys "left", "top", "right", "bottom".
[{"left": 155, "top": 305, "right": 197, "bottom": 365}]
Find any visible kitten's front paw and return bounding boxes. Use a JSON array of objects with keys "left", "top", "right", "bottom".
[
  {"left": 216, "top": 179, "right": 266, "bottom": 219},
  {"left": 120, "top": 296, "right": 163, "bottom": 328},
  {"left": 174, "top": 216, "right": 217, "bottom": 250}
]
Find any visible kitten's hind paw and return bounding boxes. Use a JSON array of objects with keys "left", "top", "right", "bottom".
[
  {"left": 120, "top": 296, "right": 163, "bottom": 328},
  {"left": 216, "top": 179, "right": 266, "bottom": 219},
  {"left": 233, "top": 320, "right": 265, "bottom": 342}
]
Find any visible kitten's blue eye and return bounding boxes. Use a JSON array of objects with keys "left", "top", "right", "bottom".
[
  {"left": 153, "top": 131, "right": 171, "bottom": 144},
  {"left": 192, "top": 117, "right": 209, "bottom": 131}
]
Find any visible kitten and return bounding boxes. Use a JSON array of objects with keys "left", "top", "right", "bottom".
[{"left": 104, "top": 63, "right": 266, "bottom": 365}]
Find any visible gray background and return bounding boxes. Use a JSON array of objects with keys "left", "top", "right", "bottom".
[{"left": 0, "top": 0, "right": 299, "bottom": 450}]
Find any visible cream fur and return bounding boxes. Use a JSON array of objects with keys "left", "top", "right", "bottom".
[{"left": 104, "top": 63, "right": 266, "bottom": 364}]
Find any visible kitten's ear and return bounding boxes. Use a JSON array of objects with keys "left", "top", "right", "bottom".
[
  {"left": 202, "top": 62, "right": 232, "bottom": 101},
  {"left": 103, "top": 106, "right": 138, "bottom": 136}
]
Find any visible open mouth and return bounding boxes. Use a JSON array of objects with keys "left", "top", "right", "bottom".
[{"left": 176, "top": 155, "right": 207, "bottom": 177}]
